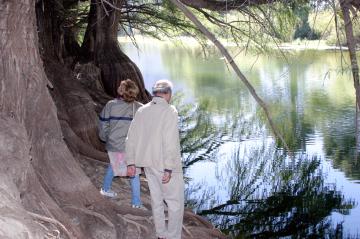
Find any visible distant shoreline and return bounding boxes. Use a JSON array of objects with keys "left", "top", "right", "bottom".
[
  {"left": 278, "top": 41, "right": 348, "bottom": 51},
  {"left": 118, "top": 35, "right": 349, "bottom": 51}
]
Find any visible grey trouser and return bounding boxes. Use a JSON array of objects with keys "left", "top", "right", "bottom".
[{"left": 144, "top": 168, "right": 184, "bottom": 239}]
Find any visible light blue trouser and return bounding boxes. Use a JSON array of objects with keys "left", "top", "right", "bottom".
[{"left": 102, "top": 164, "right": 142, "bottom": 206}]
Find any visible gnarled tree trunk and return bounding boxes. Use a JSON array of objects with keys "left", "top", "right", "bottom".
[
  {"left": 1, "top": 0, "right": 84, "bottom": 237},
  {"left": 0, "top": 1, "right": 145, "bottom": 238},
  {"left": 81, "top": 0, "right": 151, "bottom": 102},
  {"left": 36, "top": 0, "right": 107, "bottom": 155}
]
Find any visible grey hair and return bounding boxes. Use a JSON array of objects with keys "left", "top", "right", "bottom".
[{"left": 152, "top": 79, "right": 173, "bottom": 94}]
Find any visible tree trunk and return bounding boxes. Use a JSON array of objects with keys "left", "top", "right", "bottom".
[
  {"left": 37, "top": 0, "right": 107, "bottom": 156},
  {"left": 0, "top": 1, "right": 142, "bottom": 238},
  {"left": 339, "top": 0, "right": 360, "bottom": 152},
  {"left": 1, "top": 0, "right": 83, "bottom": 237},
  {"left": 81, "top": 0, "right": 151, "bottom": 102}
]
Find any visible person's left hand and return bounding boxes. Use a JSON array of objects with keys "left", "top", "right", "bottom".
[
  {"left": 127, "top": 165, "right": 136, "bottom": 177},
  {"left": 162, "top": 171, "right": 171, "bottom": 184}
]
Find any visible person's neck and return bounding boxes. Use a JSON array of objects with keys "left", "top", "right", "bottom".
[{"left": 154, "top": 94, "right": 170, "bottom": 103}]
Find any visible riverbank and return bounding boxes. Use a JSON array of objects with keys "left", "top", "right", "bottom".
[
  {"left": 278, "top": 39, "right": 348, "bottom": 51},
  {"left": 118, "top": 35, "right": 348, "bottom": 51}
]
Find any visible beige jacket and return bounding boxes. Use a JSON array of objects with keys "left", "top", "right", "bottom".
[{"left": 125, "top": 97, "right": 183, "bottom": 173}]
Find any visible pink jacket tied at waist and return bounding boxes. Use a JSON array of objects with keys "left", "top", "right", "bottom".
[{"left": 108, "top": 152, "right": 140, "bottom": 176}]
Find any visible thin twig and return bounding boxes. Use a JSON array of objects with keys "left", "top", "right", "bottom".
[{"left": 100, "top": 0, "right": 109, "bottom": 16}]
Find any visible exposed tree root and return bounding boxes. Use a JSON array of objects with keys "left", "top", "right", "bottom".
[
  {"left": 62, "top": 204, "right": 116, "bottom": 230},
  {"left": 118, "top": 213, "right": 150, "bottom": 234},
  {"left": 182, "top": 224, "right": 194, "bottom": 238},
  {"left": 60, "top": 120, "right": 108, "bottom": 162},
  {"left": 27, "top": 211, "right": 72, "bottom": 239},
  {"left": 122, "top": 214, "right": 153, "bottom": 224},
  {"left": 80, "top": 155, "right": 109, "bottom": 166},
  {"left": 34, "top": 221, "right": 60, "bottom": 239}
]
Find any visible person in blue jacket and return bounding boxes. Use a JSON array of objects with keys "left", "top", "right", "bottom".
[{"left": 98, "top": 79, "right": 144, "bottom": 209}]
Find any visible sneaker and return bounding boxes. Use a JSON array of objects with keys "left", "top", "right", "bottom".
[
  {"left": 100, "top": 188, "right": 117, "bottom": 198},
  {"left": 132, "top": 204, "right": 147, "bottom": 210}
]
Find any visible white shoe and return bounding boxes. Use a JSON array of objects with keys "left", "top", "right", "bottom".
[
  {"left": 100, "top": 188, "right": 117, "bottom": 198},
  {"left": 132, "top": 204, "right": 147, "bottom": 210}
]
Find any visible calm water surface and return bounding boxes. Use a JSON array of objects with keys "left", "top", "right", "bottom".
[{"left": 122, "top": 40, "right": 360, "bottom": 238}]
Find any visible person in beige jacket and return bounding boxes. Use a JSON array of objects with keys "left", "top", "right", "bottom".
[{"left": 126, "top": 79, "right": 184, "bottom": 239}]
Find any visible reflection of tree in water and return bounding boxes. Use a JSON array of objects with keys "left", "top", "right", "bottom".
[
  {"left": 175, "top": 93, "right": 356, "bottom": 238},
  {"left": 173, "top": 93, "right": 244, "bottom": 168},
  {"left": 178, "top": 100, "right": 223, "bottom": 168},
  {"left": 197, "top": 146, "right": 355, "bottom": 238},
  {"left": 173, "top": 92, "right": 246, "bottom": 210},
  {"left": 322, "top": 114, "right": 360, "bottom": 180}
]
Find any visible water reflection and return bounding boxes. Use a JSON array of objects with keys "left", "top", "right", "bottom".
[
  {"left": 173, "top": 94, "right": 240, "bottom": 168},
  {"left": 200, "top": 153, "right": 354, "bottom": 238},
  {"left": 175, "top": 96, "right": 356, "bottom": 238}
]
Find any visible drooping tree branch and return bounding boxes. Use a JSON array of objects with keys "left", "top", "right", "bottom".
[{"left": 171, "top": 0, "right": 291, "bottom": 153}]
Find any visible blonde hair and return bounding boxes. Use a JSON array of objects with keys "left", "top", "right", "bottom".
[{"left": 117, "top": 79, "right": 139, "bottom": 102}]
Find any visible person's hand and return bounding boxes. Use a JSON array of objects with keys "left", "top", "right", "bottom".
[
  {"left": 127, "top": 165, "right": 136, "bottom": 177},
  {"left": 162, "top": 171, "right": 171, "bottom": 184}
]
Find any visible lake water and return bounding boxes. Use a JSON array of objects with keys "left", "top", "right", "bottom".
[{"left": 121, "top": 39, "right": 360, "bottom": 238}]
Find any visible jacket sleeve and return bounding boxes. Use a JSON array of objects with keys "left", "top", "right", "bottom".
[
  {"left": 125, "top": 113, "right": 138, "bottom": 166},
  {"left": 134, "top": 101, "right": 143, "bottom": 112},
  {"left": 162, "top": 107, "right": 182, "bottom": 171},
  {"left": 98, "top": 103, "right": 111, "bottom": 142}
]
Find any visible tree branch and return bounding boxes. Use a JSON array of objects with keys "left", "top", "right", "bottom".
[{"left": 171, "top": 0, "right": 291, "bottom": 153}]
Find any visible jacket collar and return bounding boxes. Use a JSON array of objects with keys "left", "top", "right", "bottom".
[{"left": 152, "top": 96, "right": 168, "bottom": 105}]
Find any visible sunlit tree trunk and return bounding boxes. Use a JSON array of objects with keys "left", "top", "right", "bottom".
[
  {"left": 1, "top": 1, "right": 138, "bottom": 238},
  {"left": 0, "top": 0, "right": 89, "bottom": 237},
  {"left": 339, "top": 0, "right": 360, "bottom": 152}
]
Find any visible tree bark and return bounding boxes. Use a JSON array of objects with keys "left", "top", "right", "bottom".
[
  {"left": 81, "top": 0, "right": 151, "bottom": 102},
  {"left": 1, "top": 1, "right": 138, "bottom": 238},
  {"left": 1, "top": 0, "right": 83, "bottom": 237},
  {"left": 36, "top": 0, "right": 107, "bottom": 155}
]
